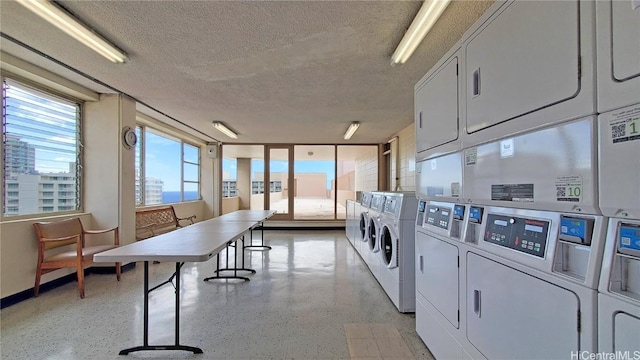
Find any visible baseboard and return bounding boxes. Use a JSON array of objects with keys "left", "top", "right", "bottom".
[{"left": 0, "top": 262, "right": 136, "bottom": 309}]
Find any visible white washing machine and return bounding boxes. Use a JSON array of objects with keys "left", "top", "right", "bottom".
[
  {"left": 597, "top": 104, "right": 640, "bottom": 354},
  {"left": 346, "top": 199, "right": 355, "bottom": 247},
  {"left": 378, "top": 192, "right": 418, "bottom": 313},
  {"left": 357, "top": 192, "right": 373, "bottom": 259},
  {"left": 598, "top": 218, "right": 640, "bottom": 354},
  {"left": 365, "top": 192, "right": 385, "bottom": 281},
  {"left": 463, "top": 205, "right": 605, "bottom": 359}
]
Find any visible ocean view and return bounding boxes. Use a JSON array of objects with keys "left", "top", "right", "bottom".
[{"left": 162, "top": 191, "right": 199, "bottom": 203}]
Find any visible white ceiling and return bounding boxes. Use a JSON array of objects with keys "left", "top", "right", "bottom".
[{"left": 0, "top": 0, "right": 493, "bottom": 145}]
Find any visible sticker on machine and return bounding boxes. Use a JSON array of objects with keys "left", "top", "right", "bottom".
[
  {"left": 608, "top": 105, "right": 640, "bottom": 144},
  {"left": 451, "top": 182, "right": 461, "bottom": 198},
  {"left": 491, "top": 184, "right": 534, "bottom": 202},
  {"left": 555, "top": 175, "right": 582, "bottom": 202},
  {"left": 465, "top": 148, "right": 477, "bottom": 166}
]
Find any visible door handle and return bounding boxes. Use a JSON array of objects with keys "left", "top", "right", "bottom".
[
  {"left": 473, "top": 289, "right": 481, "bottom": 317},
  {"left": 419, "top": 254, "right": 424, "bottom": 273},
  {"left": 419, "top": 112, "right": 423, "bottom": 129},
  {"left": 472, "top": 68, "right": 481, "bottom": 97}
]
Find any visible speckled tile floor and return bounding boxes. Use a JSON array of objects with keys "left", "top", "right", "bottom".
[{"left": 0, "top": 230, "right": 434, "bottom": 360}]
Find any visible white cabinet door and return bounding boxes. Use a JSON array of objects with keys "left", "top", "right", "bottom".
[
  {"left": 415, "top": 53, "right": 459, "bottom": 154},
  {"left": 467, "top": 253, "right": 580, "bottom": 359},
  {"left": 415, "top": 231, "right": 459, "bottom": 328},
  {"left": 465, "top": 1, "right": 581, "bottom": 134},
  {"left": 596, "top": 0, "right": 640, "bottom": 112}
]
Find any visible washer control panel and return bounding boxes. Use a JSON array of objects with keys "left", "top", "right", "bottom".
[
  {"left": 618, "top": 223, "right": 640, "bottom": 257},
  {"left": 484, "top": 214, "right": 550, "bottom": 258},
  {"left": 426, "top": 205, "right": 451, "bottom": 230}
]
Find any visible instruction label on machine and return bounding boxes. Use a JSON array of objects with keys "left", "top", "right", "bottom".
[
  {"left": 465, "top": 148, "right": 477, "bottom": 166},
  {"left": 491, "top": 184, "right": 534, "bottom": 202},
  {"left": 555, "top": 175, "right": 582, "bottom": 202},
  {"left": 609, "top": 105, "right": 640, "bottom": 144}
]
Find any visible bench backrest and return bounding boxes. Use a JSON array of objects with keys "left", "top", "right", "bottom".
[{"left": 135, "top": 206, "right": 180, "bottom": 240}]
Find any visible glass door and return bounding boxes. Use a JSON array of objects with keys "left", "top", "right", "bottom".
[{"left": 266, "top": 146, "right": 292, "bottom": 220}]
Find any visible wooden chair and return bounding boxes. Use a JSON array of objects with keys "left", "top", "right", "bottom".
[{"left": 33, "top": 217, "right": 121, "bottom": 299}]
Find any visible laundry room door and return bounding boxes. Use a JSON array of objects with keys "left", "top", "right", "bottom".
[{"left": 266, "top": 145, "right": 293, "bottom": 220}]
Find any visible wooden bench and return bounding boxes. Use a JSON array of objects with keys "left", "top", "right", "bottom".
[{"left": 135, "top": 206, "right": 196, "bottom": 241}]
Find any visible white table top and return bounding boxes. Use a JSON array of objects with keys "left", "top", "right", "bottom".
[
  {"left": 215, "top": 210, "right": 276, "bottom": 222},
  {"left": 94, "top": 220, "right": 256, "bottom": 263}
]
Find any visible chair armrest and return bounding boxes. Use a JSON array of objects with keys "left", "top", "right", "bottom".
[
  {"left": 177, "top": 215, "right": 196, "bottom": 226},
  {"left": 84, "top": 227, "right": 118, "bottom": 235},
  {"left": 84, "top": 227, "right": 119, "bottom": 245}
]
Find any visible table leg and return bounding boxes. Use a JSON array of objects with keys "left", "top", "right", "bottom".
[
  {"left": 118, "top": 261, "right": 203, "bottom": 355},
  {"left": 204, "top": 241, "right": 251, "bottom": 282},
  {"left": 244, "top": 222, "right": 272, "bottom": 250}
]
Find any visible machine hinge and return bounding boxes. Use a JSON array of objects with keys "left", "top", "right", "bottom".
[
  {"left": 456, "top": 63, "right": 459, "bottom": 76},
  {"left": 457, "top": 256, "right": 460, "bottom": 268},
  {"left": 458, "top": 310, "right": 460, "bottom": 322},
  {"left": 577, "top": 310, "right": 581, "bottom": 332}
]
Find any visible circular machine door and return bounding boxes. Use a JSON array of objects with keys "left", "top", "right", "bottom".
[
  {"left": 360, "top": 214, "right": 368, "bottom": 242},
  {"left": 368, "top": 218, "right": 379, "bottom": 252},
  {"left": 380, "top": 225, "right": 398, "bottom": 269}
]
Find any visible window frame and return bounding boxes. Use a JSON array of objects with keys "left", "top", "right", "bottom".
[
  {"left": 135, "top": 124, "right": 201, "bottom": 206},
  {"left": 1, "top": 77, "right": 83, "bottom": 220}
]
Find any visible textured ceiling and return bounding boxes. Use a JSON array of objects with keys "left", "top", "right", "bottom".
[{"left": 0, "top": 0, "right": 493, "bottom": 144}]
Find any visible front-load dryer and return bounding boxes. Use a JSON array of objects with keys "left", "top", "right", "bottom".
[{"left": 378, "top": 192, "right": 418, "bottom": 312}]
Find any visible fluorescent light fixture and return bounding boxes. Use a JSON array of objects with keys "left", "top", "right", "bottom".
[
  {"left": 343, "top": 122, "right": 360, "bottom": 140},
  {"left": 391, "top": 0, "right": 451, "bottom": 65},
  {"left": 16, "top": 0, "right": 128, "bottom": 63},
  {"left": 212, "top": 122, "right": 238, "bottom": 139}
]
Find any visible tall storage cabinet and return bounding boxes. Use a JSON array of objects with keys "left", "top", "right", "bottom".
[
  {"left": 462, "top": 0, "right": 596, "bottom": 146},
  {"left": 596, "top": 0, "right": 640, "bottom": 113},
  {"left": 414, "top": 47, "right": 461, "bottom": 161}
]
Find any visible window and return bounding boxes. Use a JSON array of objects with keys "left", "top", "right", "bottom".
[
  {"left": 2, "top": 80, "right": 81, "bottom": 217},
  {"left": 135, "top": 126, "right": 200, "bottom": 205}
]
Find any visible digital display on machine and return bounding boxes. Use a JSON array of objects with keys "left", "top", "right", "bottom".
[
  {"left": 426, "top": 205, "right": 451, "bottom": 230},
  {"left": 454, "top": 205, "right": 465, "bottom": 220},
  {"left": 484, "top": 214, "right": 550, "bottom": 258},
  {"left": 469, "top": 207, "right": 483, "bottom": 223},
  {"left": 618, "top": 223, "right": 640, "bottom": 257},
  {"left": 559, "top": 216, "right": 593, "bottom": 245}
]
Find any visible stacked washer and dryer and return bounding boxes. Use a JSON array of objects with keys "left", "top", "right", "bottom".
[
  {"left": 414, "top": 0, "right": 639, "bottom": 358},
  {"left": 595, "top": 1, "right": 640, "bottom": 353}
]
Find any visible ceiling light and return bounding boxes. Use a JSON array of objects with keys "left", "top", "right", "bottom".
[
  {"left": 391, "top": 0, "right": 451, "bottom": 65},
  {"left": 212, "top": 122, "right": 238, "bottom": 139},
  {"left": 343, "top": 122, "right": 360, "bottom": 140},
  {"left": 16, "top": 0, "right": 128, "bottom": 63}
]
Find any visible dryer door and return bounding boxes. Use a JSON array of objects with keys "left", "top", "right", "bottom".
[
  {"left": 467, "top": 253, "right": 580, "bottom": 359},
  {"left": 380, "top": 225, "right": 398, "bottom": 268}
]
